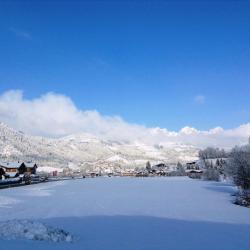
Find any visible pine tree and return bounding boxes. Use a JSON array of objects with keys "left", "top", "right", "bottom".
[
  {"left": 146, "top": 161, "right": 151, "bottom": 172},
  {"left": 177, "top": 162, "right": 185, "bottom": 176},
  {"left": 230, "top": 145, "right": 250, "bottom": 190}
]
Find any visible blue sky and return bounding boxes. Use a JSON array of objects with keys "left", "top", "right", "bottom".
[{"left": 0, "top": 0, "right": 250, "bottom": 131}]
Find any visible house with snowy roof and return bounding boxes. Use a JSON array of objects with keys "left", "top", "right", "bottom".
[
  {"left": 186, "top": 161, "right": 199, "bottom": 170},
  {"left": 184, "top": 161, "right": 203, "bottom": 178},
  {"left": 0, "top": 162, "right": 22, "bottom": 178},
  {"left": 23, "top": 162, "right": 38, "bottom": 174},
  {"left": 0, "top": 162, "right": 37, "bottom": 178}
]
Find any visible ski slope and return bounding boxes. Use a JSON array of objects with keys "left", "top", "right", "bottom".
[{"left": 0, "top": 177, "right": 250, "bottom": 249}]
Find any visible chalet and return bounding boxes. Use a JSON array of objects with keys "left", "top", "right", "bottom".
[
  {"left": 152, "top": 163, "right": 168, "bottom": 170},
  {"left": 0, "top": 162, "right": 21, "bottom": 178},
  {"left": 186, "top": 161, "right": 199, "bottom": 170},
  {"left": 22, "top": 162, "right": 37, "bottom": 175},
  {"left": 187, "top": 169, "right": 203, "bottom": 179},
  {"left": 135, "top": 171, "right": 149, "bottom": 177},
  {"left": 150, "top": 163, "right": 169, "bottom": 174},
  {"left": 0, "top": 161, "right": 37, "bottom": 178}
]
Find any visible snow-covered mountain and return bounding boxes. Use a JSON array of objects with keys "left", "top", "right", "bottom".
[{"left": 0, "top": 122, "right": 198, "bottom": 171}]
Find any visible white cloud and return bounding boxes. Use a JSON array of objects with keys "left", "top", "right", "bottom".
[
  {"left": 9, "top": 27, "right": 32, "bottom": 40},
  {"left": 0, "top": 90, "right": 249, "bottom": 149},
  {"left": 194, "top": 95, "right": 205, "bottom": 104}
]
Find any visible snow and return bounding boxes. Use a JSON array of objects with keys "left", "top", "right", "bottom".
[
  {"left": 106, "top": 155, "right": 129, "bottom": 163},
  {"left": 0, "top": 195, "right": 20, "bottom": 208},
  {"left": 37, "top": 166, "right": 63, "bottom": 173},
  {"left": 0, "top": 220, "right": 73, "bottom": 242},
  {"left": 0, "top": 177, "right": 250, "bottom": 249},
  {"left": 0, "top": 122, "right": 198, "bottom": 170}
]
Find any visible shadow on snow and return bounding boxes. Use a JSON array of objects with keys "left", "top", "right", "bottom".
[
  {"left": 203, "top": 181, "right": 236, "bottom": 194},
  {"left": 1, "top": 215, "right": 250, "bottom": 250}
]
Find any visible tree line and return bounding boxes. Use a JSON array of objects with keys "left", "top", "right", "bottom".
[{"left": 199, "top": 142, "right": 250, "bottom": 206}]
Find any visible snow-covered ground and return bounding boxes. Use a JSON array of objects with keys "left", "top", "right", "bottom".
[{"left": 0, "top": 177, "right": 250, "bottom": 249}]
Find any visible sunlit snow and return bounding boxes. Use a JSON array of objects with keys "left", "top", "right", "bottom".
[{"left": 0, "top": 177, "right": 250, "bottom": 249}]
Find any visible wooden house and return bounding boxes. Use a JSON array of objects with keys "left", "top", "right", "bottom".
[
  {"left": 135, "top": 171, "right": 149, "bottom": 177},
  {"left": 0, "top": 161, "right": 37, "bottom": 178},
  {"left": 0, "top": 162, "right": 21, "bottom": 177},
  {"left": 187, "top": 169, "right": 203, "bottom": 179},
  {"left": 22, "top": 162, "right": 38, "bottom": 175},
  {"left": 186, "top": 161, "right": 199, "bottom": 170}
]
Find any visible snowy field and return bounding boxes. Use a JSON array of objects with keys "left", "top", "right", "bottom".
[{"left": 0, "top": 177, "right": 250, "bottom": 250}]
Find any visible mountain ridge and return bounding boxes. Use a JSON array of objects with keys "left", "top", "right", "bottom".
[{"left": 0, "top": 122, "right": 198, "bottom": 171}]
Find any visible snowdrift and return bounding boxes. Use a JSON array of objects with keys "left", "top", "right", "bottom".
[{"left": 0, "top": 220, "right": 73, "bottom": 242}]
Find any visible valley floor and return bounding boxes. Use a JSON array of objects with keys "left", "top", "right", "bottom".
[{"left": 0, "top": 177, "right": 250, "bottom": 249}]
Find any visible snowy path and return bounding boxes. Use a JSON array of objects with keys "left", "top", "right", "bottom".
[{"left": 0, "top": 177, "right": 250, "bottom": 249}]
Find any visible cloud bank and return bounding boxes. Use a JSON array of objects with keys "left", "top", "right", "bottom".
[
  {"left": 194, "top": 95, "right": 205, "bottom": 104},
  {"left": 0, "top": 90, "right": 249, "bottom": 149}
]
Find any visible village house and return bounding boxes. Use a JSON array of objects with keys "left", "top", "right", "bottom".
[
  {"left": 149, "top": 163, "right": 170, "bottom": 176},
  {"left": 135, "top": 171, "right": 149, "bottom": 177},
  {"left": 187, "top": 169, "right": 203, "bottom": 179},
  {"left": 0, "top": 161, "right": 37, "bottom": 178},
  {"left": 186, "top": 161, "right": 200, "bottom": 170},
  {"left": 152, "top": 163, "right": 168, "bottom": 170},
  {"left": 0, "top": 162, "right": 22, "bottom": 178},
  {"left": 184, "top": 161, "right": 203, "bottom": 178},
  {"left": 23, "top": 162, "right": 38, "bottom": 175}
]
